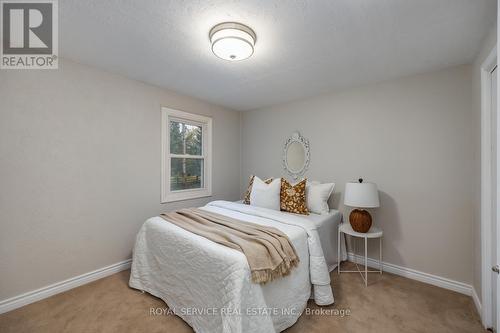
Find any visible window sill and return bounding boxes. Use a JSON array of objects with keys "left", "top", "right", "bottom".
[{"left": 161, "top": 189, "right": 212, "bottom": 203}]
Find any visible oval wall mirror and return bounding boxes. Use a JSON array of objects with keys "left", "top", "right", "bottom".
[{"left": 283, "top": 131, "right": 310, "bottom": 179}]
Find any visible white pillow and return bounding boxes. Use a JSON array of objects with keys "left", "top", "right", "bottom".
[
  {"left": 306, "top": 182, "right": 335, "bottom": 214},
  {"left": 250, "top": 177, "right": 281, "bottom": 211}
]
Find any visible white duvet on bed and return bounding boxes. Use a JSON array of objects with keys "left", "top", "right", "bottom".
[
  {"left": 306, "top": 209, "right": 348, "bottom": 271},
  {"left": 129, "top": 200, "right": 343, "bottom": 333}
]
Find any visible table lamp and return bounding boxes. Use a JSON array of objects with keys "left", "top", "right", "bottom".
[{"left": 344, "top": 178, "right": 380, "bottom": 233}]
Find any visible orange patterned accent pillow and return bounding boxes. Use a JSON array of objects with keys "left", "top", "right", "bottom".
[
  {"left": 280, "top": 178, "right": 309, "bottom": 215},
  {"left": 243, "top": 175, "right": 273, "bottom": 204}
]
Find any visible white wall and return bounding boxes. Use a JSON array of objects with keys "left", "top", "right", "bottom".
[
  {"left": 472, "top": 23, "right": 497, "bottom": 304},
  {"left": 241, "top": 65, "right": 474, "bottom": 284},
  {"left": 0, "top": 59, "right": 241, "bottom": 300}
]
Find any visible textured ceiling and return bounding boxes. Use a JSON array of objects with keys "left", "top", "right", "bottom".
[{"left": 59, "top": 0, "right": 496, "bottom": 111}]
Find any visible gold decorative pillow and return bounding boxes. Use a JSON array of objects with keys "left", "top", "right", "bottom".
[
  {"left": 280, "top": 178, "right": 309, "bottom": 215},
  {"left": 243, "top": 175, "right": 273, "bottom": 204}
]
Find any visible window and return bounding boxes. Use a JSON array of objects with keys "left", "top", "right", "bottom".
[{"left": 161, "top": 107, "right": 212, "bottom": 202}]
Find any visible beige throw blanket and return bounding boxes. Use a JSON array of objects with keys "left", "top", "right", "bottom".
[{"left": 160, "top": 208, "right": 299, "bottom": 284}]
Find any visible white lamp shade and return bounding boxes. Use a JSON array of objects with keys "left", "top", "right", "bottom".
[{"left": 344, "top": 182, "right": 380, "bottom": 208}]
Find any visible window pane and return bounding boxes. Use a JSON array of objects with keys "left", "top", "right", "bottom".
[
  {"left": 170, "top": 158, "right": 203, "bottom": 191},
  {"left": 169, "top": 121, "right": 202, "bottom": 155}
]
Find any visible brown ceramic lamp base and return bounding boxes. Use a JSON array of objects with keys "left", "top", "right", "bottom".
[{"left": 349, "top": 209, "right": 372, "bottom": 233}]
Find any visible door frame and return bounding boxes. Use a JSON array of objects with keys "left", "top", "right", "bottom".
[{"left": 481, "top": 45, "right": 497, "bottom": 329}]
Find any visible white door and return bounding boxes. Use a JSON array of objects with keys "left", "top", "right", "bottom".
[{"left": 493, "top": 66, "right": 499, "bottom": 332}]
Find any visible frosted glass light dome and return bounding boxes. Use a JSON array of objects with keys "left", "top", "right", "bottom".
[{"left": 209, "top": 22, "right": 256, "bottom": 61}]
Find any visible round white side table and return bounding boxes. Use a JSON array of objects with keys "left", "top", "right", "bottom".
[{"left": 338, "top": 223, "right": 383, "bottom": 286}]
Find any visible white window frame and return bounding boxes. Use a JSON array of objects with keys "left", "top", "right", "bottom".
[
  {"left": 480, "top": 45, "right": 497, "bottom": 329},
  {"left": 161, "top": 107, "right": 212, "bottom": 203}
]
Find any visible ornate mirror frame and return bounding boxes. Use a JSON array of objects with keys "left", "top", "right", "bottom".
[{"left": 282, "top": 131, "right": 310, "bottom": 180}]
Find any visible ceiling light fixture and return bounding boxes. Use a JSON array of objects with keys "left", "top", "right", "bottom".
[{"left": 209, "top": 22, "right": 256, "bottom": 61}]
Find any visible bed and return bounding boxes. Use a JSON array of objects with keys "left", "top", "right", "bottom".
[
  {"left": 307, "top": 207, "right": 347, "bottom": 272},
  {"left": 129, "top": 200, "right": 346, "bottom": 333}
]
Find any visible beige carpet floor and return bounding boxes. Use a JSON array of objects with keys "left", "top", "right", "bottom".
[{"left": 0, "top": 262, "right": 485, "bottom": 333}]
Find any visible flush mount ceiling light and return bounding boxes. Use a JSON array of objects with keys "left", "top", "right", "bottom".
[{"left": 209, "top": 22, "right": 256, "bottom": 61}]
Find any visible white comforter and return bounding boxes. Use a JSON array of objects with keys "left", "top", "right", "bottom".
[{"left": 129, "top": 201, "right": 334, "bottom": 333}]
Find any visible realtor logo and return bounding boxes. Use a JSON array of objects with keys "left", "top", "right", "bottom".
[{"left": 1, "top": 0, "right": 58, "bottom": 69}]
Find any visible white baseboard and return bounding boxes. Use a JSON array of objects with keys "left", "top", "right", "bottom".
[
  {"left": 346, "top": 253, "right": 472, "bottom": 296},
  {"left": 471, "top": 287, "right": 482, "bottom": 318},
  {"left": 0, "top": 259, "right": 132, "bottom": 314},
  {"left": 0, "top": 255, "right": 477, "bottom": 315}
]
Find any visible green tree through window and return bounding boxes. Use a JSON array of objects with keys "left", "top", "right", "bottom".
[{"left": 169, "top": 121, "right": 203, "bottom": 191}]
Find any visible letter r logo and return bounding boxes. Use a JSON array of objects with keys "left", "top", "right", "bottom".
[{"left": 2, "top": 2, "right": 53, "bottom": 54}]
